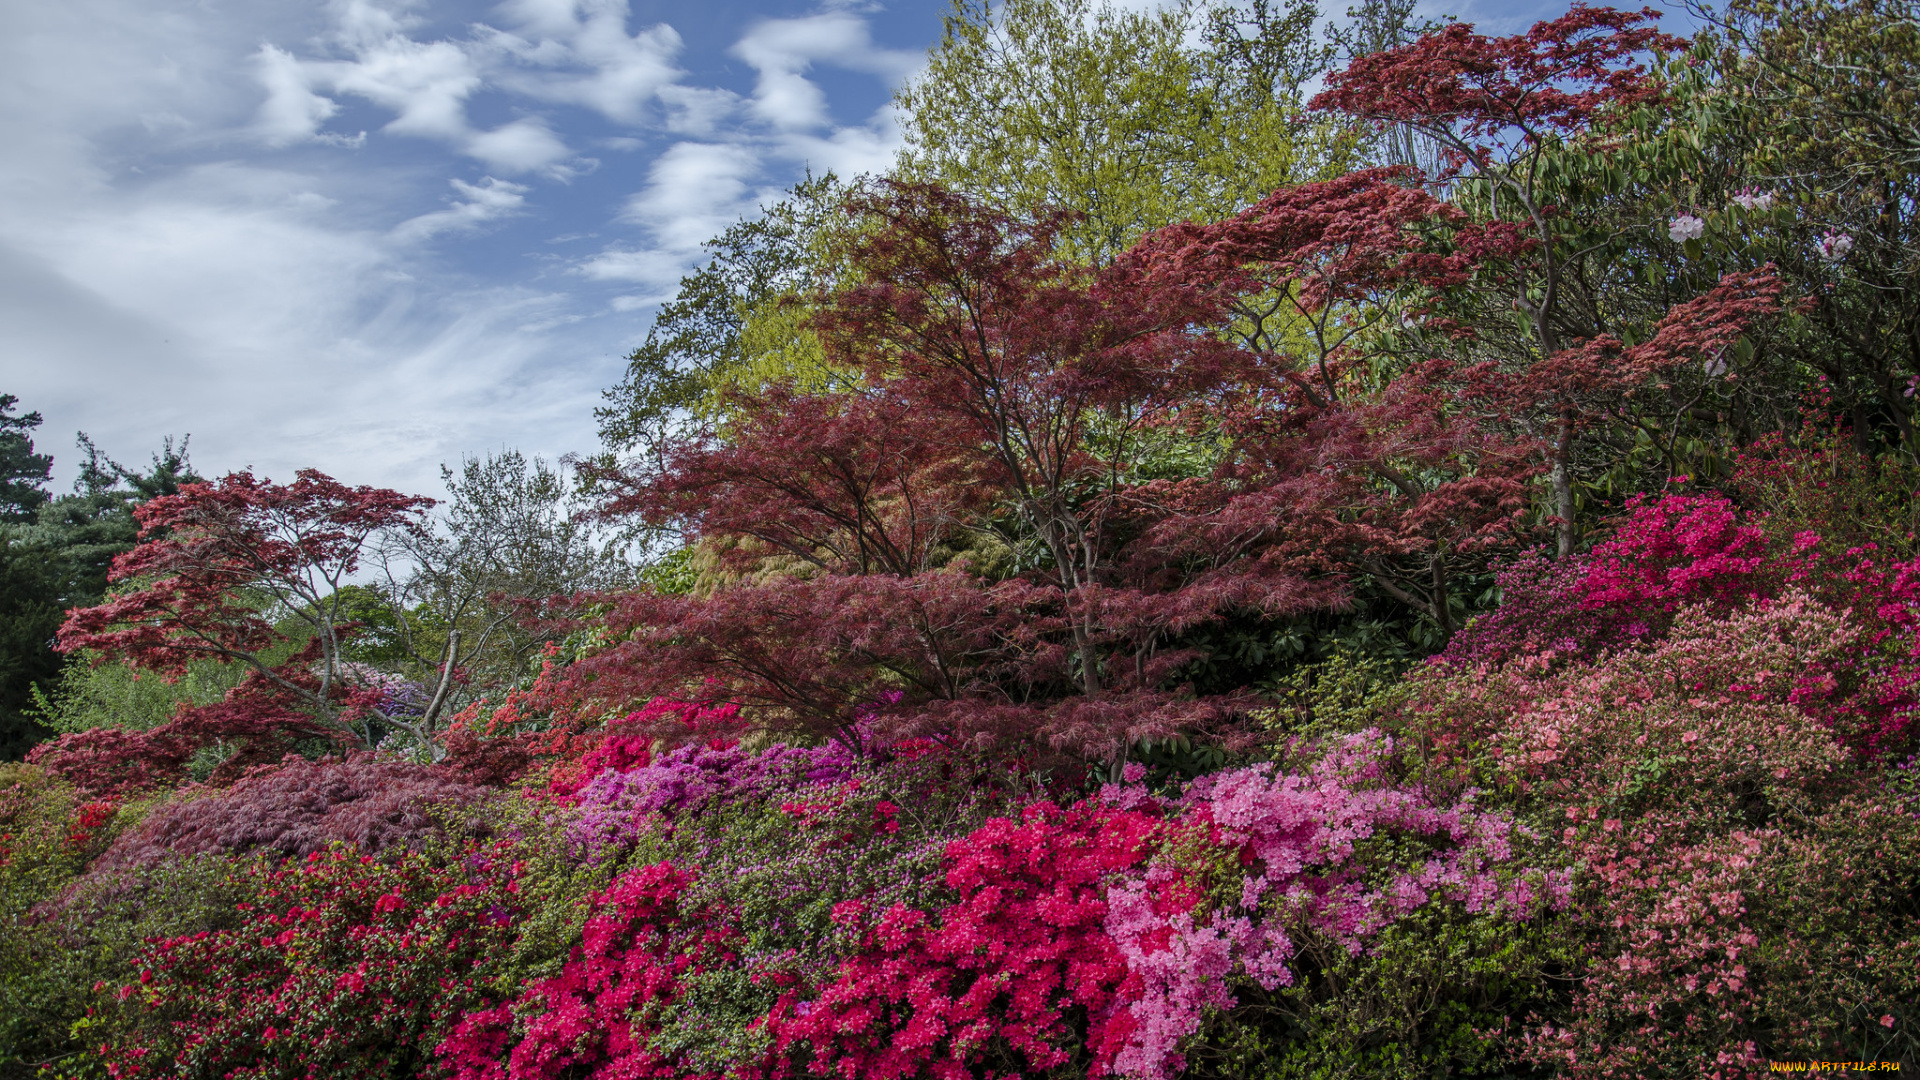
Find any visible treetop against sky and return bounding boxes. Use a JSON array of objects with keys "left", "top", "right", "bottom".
[{"left": 0, "top": 0, "right": 1659, "bottom": 502}]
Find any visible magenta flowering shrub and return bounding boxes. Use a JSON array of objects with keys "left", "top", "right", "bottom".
[
  {"left": 437, "top": 861, "right": 736, "bottom": 1080},
  {"left": 765, "top": 800, "right": 1159, "bottom": 1080},
  {"left": 1578, "top": 491, "right": 1774, "bottom": 617},
  {"left": 434, "top": 743, "right": 1042, "bottom": 1080},
  {"left": 419, "top": 727, "right": 1566, "bottom": 1080},
  {"left": 96, "top": 843, "right": 523, "bottom": 1080},
  {"left": 1447, "top": 488, "right": 1920, "bottom": 753},
  {"left": 542, "top": 698, "right": 752, "bottom": 800},
  {"left": 1446, "top": 491, "right": 1781, "bottom": 667}
]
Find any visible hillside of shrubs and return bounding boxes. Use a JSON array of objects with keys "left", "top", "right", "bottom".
[{"left": 4, "top": 0, "right": 1919, "bottom": 1076}]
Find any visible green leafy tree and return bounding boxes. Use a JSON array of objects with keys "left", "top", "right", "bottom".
[
  {"left": 895, "top": 0, "right": 1361, "bottom": 263},
  {"left": 0, "top": 542, "right": 62, "bottom": 759},
  {"left": 597, "top": 174, "right": 849, "bottom": 461},
  {"left": 1697, "top": 0, "right": 1920, "bottom": 456},
  {"left": 28, "top": 434, "right": 199, "bottom": 607},
  {"left": 5, "top": 434, "right": 205, "bottom": 757},
  {"left": 373, "top": 450, "right": 634, "bottom": 751}
]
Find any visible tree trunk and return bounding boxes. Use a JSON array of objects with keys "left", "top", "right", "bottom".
[{"left": 1553, "top": 408, "right": 1577, "bottom": 559}]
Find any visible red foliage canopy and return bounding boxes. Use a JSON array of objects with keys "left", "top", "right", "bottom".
[
  {"left": 578, "top": 183, "right": 1369, "bottom": 759},
  {"left": 1311, "top": 5, "right": 1682, "bottom": 166},
  {"left": 59, "top": 469, "right": 431, "bottom": 676},
  {"left": 85, "top": 756, "right": 495, "bottom": 873},
  {"left": 41, "top": 470, "right": 434, "bottom": 789},
  {"left": 571, "top": 72, "right": 1794, "bottom": 755}
]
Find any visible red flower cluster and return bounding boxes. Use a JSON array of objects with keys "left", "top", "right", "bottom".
[
  {"left": 100, "top": 844, "right": 522, "bottom": 1080},
  {"left": 438, "top": 861, "right": 736, "bottom": 1080},
  {"left": 766, "top": 801, "right": 1160, "bottom": 1080}
]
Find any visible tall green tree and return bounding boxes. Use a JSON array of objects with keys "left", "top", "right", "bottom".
[
  {"left": 370, "top": 449, "right": 635, "bottom": 751},
  {"left": 0, "top": 542, "right": 62, "bottom": 759},
  {"left": 895, "top": 0, "right": 1361, "bottom": 263},
  {"left": 597, "top": 174, "right": 849, "bottom": 461},
  {"left": 0, "top": 395, "right": 52, "bottom": 523},
  {"left": 1700, "top": 0, "right": 1920, "bottom": 455},
  {"left": 28, "top": 435, "right": 198, "bottom": 607},
  {"left": 0, "top": 395, "right": 58, "bottom": 756},
  {"left": 1, "top": 431, "right": 199, "bottom": 758}
]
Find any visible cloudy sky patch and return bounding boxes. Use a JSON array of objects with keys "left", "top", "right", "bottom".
[{"left": 1, "top": 0, "right": 939, "bottom": 497}]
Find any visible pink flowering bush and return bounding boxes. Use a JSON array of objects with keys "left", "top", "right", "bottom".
[
  {"left": 410, "top": 716, "right": 1576, "bottom": 1080},
  {"left": 563, "top": 739, "right": 856, "bottom": 860},
  {"left": 1448, "top": 485, "right": 1920, "bottom": 754},
  {"left": 1525, "top": 794, "right": 1920, "bottom": 1075},
  {"left": 1098, "top": 732, "right": 1567, "bottom": 1080},
  {"left": 1413, "top": 589, "right": 1920, "bottom": 1073},
  {"left": 433, "top": 742, "right": 1042, "bottom": 1080}
]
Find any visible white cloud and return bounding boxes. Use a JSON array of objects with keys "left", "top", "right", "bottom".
[
  {"left": 464, "top": 117, "right": 572, "bottom": 172},
  {"left": 778, "top": 103, "right": 904, "bottom": 176},
  {"left": 0, "top": 0, "right": 614, "bottom": 499},
  {"left": 573, "top": 141, "right": 766, "bottom": 286},
  {"left": 252, "top": 2, "right": 580, "bottom": 172},
  {"left": 485, "top": 0, "right": 686, "bottom": 124},
  {"left": 0, "top": 0, "right": 935, "bottom": 500},
  {"left": 253, "top": 45, "right": 341, "bottom": 145},
  {"left": 732, "top": 11, "right": 920, "bottom": 131},
  {"left": 326, "top": 36, "right": 483, "bottom": 140},
  {"left": 620, "top": 142, "right": 758, "bottom": 228},
  {"left": 392, "top": 176, "right": 529, "bottom": 240},
  {"left": 655, "top": 84, "right": 740, "bottom": 136}
]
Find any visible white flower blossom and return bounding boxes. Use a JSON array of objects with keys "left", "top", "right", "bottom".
[
  {"left": 1730, "top": 189, "right": 1774, "bottom": 212},
  {"left": 1668, "top": 214, "right": 1706, "bottom": 242},
  {"left": 1817, "top": 231, "right": 1854, "bottom": 262}
]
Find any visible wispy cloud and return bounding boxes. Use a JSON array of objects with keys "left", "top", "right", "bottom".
[
  {"left": 482, "top": 0, "right": 686, "bottom": 125},
  {"left": 732, "top": 11, "right": 921, "bottom": 131},
  {"left": 392, "top": 176, "right": 530, "bottom": 240},
  {"left": 1, "top": 0, "right": 930, "bottom": 497}
]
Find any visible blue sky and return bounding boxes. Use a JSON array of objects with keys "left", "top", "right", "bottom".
[{"left": 0, "top": 0, "right": 1653, "bottom": 499}]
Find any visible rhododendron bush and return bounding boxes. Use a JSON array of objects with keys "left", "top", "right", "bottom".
[
  {"left": 82, "top": 843, "right": 519, "bottom": 1080},
  {"left": 1413, "top": 586, "right": 1920, "bottom": 1071},
  {"left": 1448, "top": 477, "right": 1920, "bottom": 753}
]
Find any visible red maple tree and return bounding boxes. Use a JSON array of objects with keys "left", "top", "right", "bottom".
[
  {"left": 1118, "top": 169, "right": 1537, "bottom": 632},
  {"left": 548, "top": 13, "right": 1799, "bottom": 766},
  {"left": 1312, "top": 6, "right": 1693, "bottom": 553},
  {"left": 577, "top": 183, "right": 1350, "bottom": 765},
  {"left": 37, "top": 470, "right": 435, "bottom": 792}
]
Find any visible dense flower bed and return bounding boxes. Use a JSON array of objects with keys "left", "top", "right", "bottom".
[
  {"left": 7, "top": 435, "right": 1919, "bottom": 1075},
  {"left": 4, "top": 618, "right": 1916, "bottom": 1078}
]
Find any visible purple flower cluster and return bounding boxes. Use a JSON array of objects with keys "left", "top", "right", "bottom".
[
  {"left": 1097, "top": 730, "right": 1570, "bottom": 1080},
  {"left": 567, "top": 740, "right": 856, "bottom": 858},
  {"left": 337, "top": 662, "right": 430, "bottom": 717}
]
